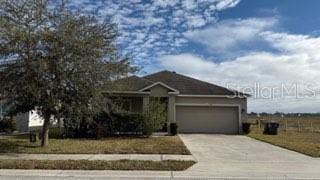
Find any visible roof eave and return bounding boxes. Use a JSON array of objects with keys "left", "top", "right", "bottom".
[{"left": 109, "top": 91, "right": 151, "bottom": 95}]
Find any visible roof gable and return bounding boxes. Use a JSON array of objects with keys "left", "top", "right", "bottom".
[
  {"left": 143, "top": 70, "right": 244, "bottom": 96},
  {"left": 139, "top": 82, "right": 179, "bottom": 94}
]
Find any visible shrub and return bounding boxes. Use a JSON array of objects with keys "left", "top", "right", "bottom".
[
  {"left": 143, "top": 98, "right": 168, "bottom": 135},
  {"left": 63, "top": 98, "right": 168, "bottom": 138},
  {"left": 161, "top": 122, "right": 168, "bottom": 132},
  {"left": 0, "top": 117, "right": 16, "bottom": 133},
  {"left": 142, "top": 117, "right": 154, "bottom": 136},
  {"left": 170, "top": 123, "right": 178, "bottom": 136},
  {"left": 83, "top": 111, "right": 148, "bottom": 138},
  {"left": 111, "top": 112, "right": 145, "bottom": 135},
  {"left": 49, "top": 127, "right": 65, "bottom": 139}
]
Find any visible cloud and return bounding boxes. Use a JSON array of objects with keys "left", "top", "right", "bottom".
[
  {"left": 262, "top": 32, "right": 320, "bottom": 59},
  {"left": 215, "top": 0, "right": 241, "bottom": 10},
  {"left": 184, "top": 17, "right": 278, "bottom": 52},
  {"left": 159, "top": 29, "right": 320, "bottom": 113},
  {"left": 66, "top": 0, "right": 241, "bottom": 63}
]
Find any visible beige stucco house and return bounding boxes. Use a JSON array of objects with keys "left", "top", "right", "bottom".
[{"left": 112, "top": 70, "right": 249, "bottom": 134}]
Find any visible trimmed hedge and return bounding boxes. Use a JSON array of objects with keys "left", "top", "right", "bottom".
[
  {"left": 111, "top": 112, "right": 145, "bottom": 135},
  {"left": 75, "top": 111, "right": 151, "bottom": 138},
  {"left": 64, "top": 111, "right": 161, "bottom": 138}
]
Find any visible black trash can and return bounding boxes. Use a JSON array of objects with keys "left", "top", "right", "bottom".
[
  {"left": 170, "top": 123, "right": 178, "bottom": 136},
  {"left": 263, "top": 122, "right": 279, "bottom": 135}
]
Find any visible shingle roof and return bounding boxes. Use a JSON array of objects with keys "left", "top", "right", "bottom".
[
  {"left": 143, "top": 70, "right": 239, "bottom": 95},
  {"left": 112, "top": 75, "right": 153, "bottom": 91},
  {"left": 113, "top": 70, "right": 247, "bottom": 96}
]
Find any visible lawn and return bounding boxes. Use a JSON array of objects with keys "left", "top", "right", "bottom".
[
  {"left": 0, "top": 159, "right": 195, "bottom": 171},
  {"left": 248, "top": 128, "right": 320, "bottom": 157},
  {"left": 0, "top": 136, "right": 190, "bottom": 154}
]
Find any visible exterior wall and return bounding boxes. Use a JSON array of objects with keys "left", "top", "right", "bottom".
[
  {"left": 142, "top": 96, "right": 150, "bottom": 113},
  {"left": 175, "top": 96, "right": 247, "bottom": 128},
  {"left": 16, "top": 112, "right": 30, "bottom": 132},
  {"left": 149, "top": 85, "right": 169, "bottom": 97},
  {"left": 168, "top": 95, "right": 175, "bottom": 124}
]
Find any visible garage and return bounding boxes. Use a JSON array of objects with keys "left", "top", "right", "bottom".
[{"left": 176, "top": 105, "right": 240, "bottom": 134}]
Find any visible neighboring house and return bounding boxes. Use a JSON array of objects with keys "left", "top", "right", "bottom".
[
  {"left": 112, "top": 70, "right": 249, "bottom": 134},
  {"left": 0, "top": 89, "right": 50, "bottom": 134},
  {"left": 0, "top": 100, "right": 45, "bottom": 132},
  {"left": 16, "top": 111, "right": 44, "bottom": 132}
]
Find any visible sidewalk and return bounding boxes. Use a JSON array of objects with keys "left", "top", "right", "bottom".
[
  {"left": 0, "top": 170, "right": 173, "bottom": 180},
  {"left": 0, "top": 153, "right": 196, "bottom": 161}
]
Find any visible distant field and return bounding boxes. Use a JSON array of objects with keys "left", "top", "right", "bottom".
[
  {"left": 247, "top": 116, "right": 320, "bottom": 133},
  {"left": 247, "top": 116, "right": 320, "bottom": 157}
]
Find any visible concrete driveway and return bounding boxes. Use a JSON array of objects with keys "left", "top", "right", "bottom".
[
  {"left": 176, "top": 134, "right": 320, "bottom": 179},
  {"left": 1, "top": 134, "right": 319, "bottom": 179}
]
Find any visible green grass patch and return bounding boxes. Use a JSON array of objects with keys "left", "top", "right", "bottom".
[
  {"left": 248, "top": 128, "right": 320, "bottom": 157},
  {"left": 0, "top": 159, "right": 195, "bottom": 171},
  {"left": 0, "top": 136, "right": 190, "bottom": 155}
]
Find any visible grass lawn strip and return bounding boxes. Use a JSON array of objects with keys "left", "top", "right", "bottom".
[
  {"left": 0, "top": 159, "right": 195, "bottom": 171},
  {"left": 0, "top": 136, "right": 190, "bottom": 155},
  {"left": 248, "top": 129, "right": 320, "bottom": 157}
]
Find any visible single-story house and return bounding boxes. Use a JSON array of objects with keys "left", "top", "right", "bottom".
[
  {"left": 112, "top": 70, "right": 249, "bottom": 134},
  {"left": 1, "top": 70, "right": 249, "bottom": 134}
]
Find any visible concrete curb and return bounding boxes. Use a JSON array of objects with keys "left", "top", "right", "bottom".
[{"left": 1, "top": 169, "right": 320, "bottom": 180}]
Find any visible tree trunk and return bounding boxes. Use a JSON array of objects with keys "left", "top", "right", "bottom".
[{"left": 41, "top": 116, "right": 50, "bottom": 147}]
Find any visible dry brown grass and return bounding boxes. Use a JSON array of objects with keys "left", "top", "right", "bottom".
[
  {"left": 0, "top": 136, "right": 190, "bottom": 154},
  {"left": 0, "top": 159, "right": 195, "bottom": 170},
  {"left": 248, "top": 128, "right": 320, "bottom": 157}
]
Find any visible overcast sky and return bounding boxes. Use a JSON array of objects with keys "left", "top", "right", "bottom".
[{"left": 70, "top": 0, "right": 320, "bottom": 113}]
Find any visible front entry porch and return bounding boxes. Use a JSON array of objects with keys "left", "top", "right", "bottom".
[{"left": 111, "top": 83, "right": 178, "bottom": 133}]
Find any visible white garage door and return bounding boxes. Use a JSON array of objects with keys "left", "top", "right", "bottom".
[{"left": 176, "top": 106, "right": 239, "bottom": 134}]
